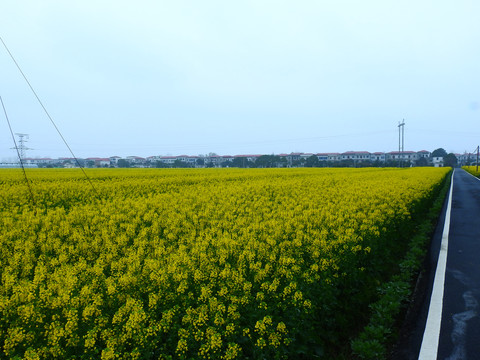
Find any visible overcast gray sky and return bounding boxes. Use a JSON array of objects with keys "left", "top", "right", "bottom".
[{"left": 1, "top": 0, "right": 479, "bottom": 159}]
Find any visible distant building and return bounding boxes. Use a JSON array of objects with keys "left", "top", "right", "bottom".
[
  {"left": 86, "top": 157, "right": 110, "bottom": 167},
  {"left": 24, "top": 158, "right": 56, "bottom": 166},
  {"left": 432, "top": 157, "right": 444, "bottom": 167},
  {"left": 386, "top": 151, "right": 419, "bottom": 164},
  {"left": 417, "top": 150, "right": 431, "bottom": 159},
  {"left": 457, "top": 153, "right": 476, "bottom": 166},
  {"left": 341, "top": 151, "right": 372, "bottom": 162},
  {"left": 233, "top": 154, "right": 262, "bottom": 163},
  {"left": 300, "top": 153, "right": 315, "bottom": 161},
  {"left": 19, "top": 149, "right": 457, "bottom": 168},
  {"left": 0, "top": 162, "right": 38, "bottom": 168},
  {"left": 109, "top": 156, "right": 122, "bottom": 166},
  {"left": 371, "top": 152, "right": 386, "bottom": 162},
  {"left": 126, "top": 156, "right": 146, "bottom": 166}
]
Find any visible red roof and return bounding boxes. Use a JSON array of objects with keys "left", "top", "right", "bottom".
[
  {"left": 127, "top": 156, "right": 145, "bottom": 160},
  {"left": 86, "top": 157, "right": 109, "bottom": 161},
  {"left": 388, "top": 151, "right": 416, "bottom": 154},
  {"left": 342, "top": 151, "right": 371, "bottom": 155}
]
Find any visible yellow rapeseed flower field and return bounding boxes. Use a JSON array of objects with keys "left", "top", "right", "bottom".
[
  {"left": 463, "top": 165, "right": 480, "bottom": 177},
  {"left": 0, "top": 167, "right": 450, "bottom": 359}
]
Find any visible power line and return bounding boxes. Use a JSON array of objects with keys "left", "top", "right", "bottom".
[
  {"left": 1, "top": 96, "right": 36, "bottom": 206},
  {"left": 1, "top": 36, "right": 98, "bottom": 197},
  {"left": 51, "top": 130, "right": 397, "bottom": 154}
]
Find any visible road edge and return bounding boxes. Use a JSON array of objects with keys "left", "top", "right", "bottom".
[{"left": 418, "top": 169, "right": 454, "bottom": 359}]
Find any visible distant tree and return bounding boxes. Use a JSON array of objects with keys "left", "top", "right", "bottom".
[
  {"left": 444, "top": 153, "right": 458, "bottom": 167},
  {"left": 357, "top": 160, "right": 373, "bottom": 168},
  {"left": 196, "top": 158, "right": 205, "bottom": 166},
  {"left": 340, "top": 159, "right": 354, "bottom": 167},
  {"left": 255, "top": 155, "right": 282, "bottom": 168},
  {"left": 305, "top": 155, "right": 320, "bottom": 167},
  {"left": 415, "top": 157, "right": 429, "bottom": 167},
  {"left": 86, "top": 160, "right": 95, "bottom": 168},
  {"left": 254, "top": 155, "right": 269, "bottom": 168},
  {"left": 292, "top": 158, "right": 305, "bottom": 167},
  {"left": 154, "top": 161, "right": 168, "bottom": 168},
  {"left": 231, "top": 157, "right": 250, "bottom": 168},
  {"left": 173, "top": 160, "right": 189, "bottom": 168},
  {"left": 431, "top": 148, "right": 448, "bottom": 158},
  {"left": 117, "top": 159, "right": 130, "bottom": 168},
  {"left": 384, "top": 160, "right": 398, "bottom": 167}
]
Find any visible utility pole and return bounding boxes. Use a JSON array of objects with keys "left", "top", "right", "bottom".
[
  {"left": 398, "top": 120, "right": 405, "bottom": 167},
  {"left": 476, "top": 146, "right": 479, "bottom": 173},
  {"left": 11, "top": 133, "right": 33, "bottom": 161}
]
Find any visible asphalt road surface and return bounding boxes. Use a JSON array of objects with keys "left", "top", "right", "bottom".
[
  {"left": 436, "top": 169, "right": 480, "bottom": 359},
  {"left": 394, "top": 169, "right": 480, "bottom": 359}
]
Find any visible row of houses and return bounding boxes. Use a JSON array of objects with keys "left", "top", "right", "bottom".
[
  {"left": 22, "top": 154, "right": 261, "bottom": 167},
  {"left": 19, "top": 150, "right": 476, "bottom": 168}
]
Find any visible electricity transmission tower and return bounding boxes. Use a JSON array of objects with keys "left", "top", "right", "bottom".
[{"left": 11, "top": 133, "right": 33, "bottom": 161}]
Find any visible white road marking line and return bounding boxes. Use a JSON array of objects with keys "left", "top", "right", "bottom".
[{"left": 418, "top": 169, "right": 455, "bottom": 360}]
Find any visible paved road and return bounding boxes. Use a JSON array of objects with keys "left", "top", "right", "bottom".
[
  {"left": 436, "top": 169, "right": 480, "bottom": 359},
  {"left": 393, "top": 169, "right": 480, "bottom": 359}
]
